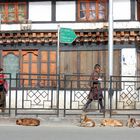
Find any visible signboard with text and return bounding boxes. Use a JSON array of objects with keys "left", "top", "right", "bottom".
[{"left": 59, "top": 28, "right": 77, "bottom": 43}]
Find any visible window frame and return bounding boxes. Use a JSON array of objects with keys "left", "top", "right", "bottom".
[
  {"left": 137, "top": 0, "right": 140, "bottom": 21},
  {"left": 77, "top": 0, "right": 108, "bottom": 22},
  {"left": 0, "top": 2, "right": 27, "bottom": 23}
]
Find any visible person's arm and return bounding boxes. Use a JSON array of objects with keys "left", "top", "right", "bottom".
[
  {"left": 93, "top": 72, "right": 99, "bottom": 84},
  {"left": 0, "top": 74, "right": 5, "bottom": 84},
  {"left": 89, "top": 72, "right": 98, "bottom": 87},
  {"left": 88, "top": 73, "right": 93, "bottom": 87}
]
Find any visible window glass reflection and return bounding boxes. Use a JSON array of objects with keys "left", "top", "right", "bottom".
[
  {"left": 90, "top": 2, "right": 96, "bottom": 10},
  {"left": 80, "top": 11, "right": 86, "bottom": 19},
  {"left": 80, "top": 2, "right": 86, "bottom": 10},
  {"left": 89, "top": 11, "right": 96, "bottom": 19},
  {"left": 99, "top": 11, "right": 105, "bottom": 19}
]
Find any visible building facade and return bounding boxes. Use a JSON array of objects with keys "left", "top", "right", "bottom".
[{"left": 0, "top": 0, "right": 140, "bottom": 88}]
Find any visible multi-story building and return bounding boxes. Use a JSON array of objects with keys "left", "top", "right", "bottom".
[{"left": 0, "top": 0, "right": 140, "bottom": 87}]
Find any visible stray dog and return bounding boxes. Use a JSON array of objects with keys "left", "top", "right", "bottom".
[
  {"left": 100, "top": 119, "right": 123, "bottom": 127},
  {"left": 126, "top": 118, "right": 140, "bottom": 128},
  {"left": 126, "top": 118, "right": 136, "bottom": 128},
  {"left": 80, "top": 114, "right": 95, "bottom": 127},
  {"left": 16, "top": 118, "right": 40, "bottom": 126},
  {"left": 137, "top": 123, "right": 140, "bottom": 127}
]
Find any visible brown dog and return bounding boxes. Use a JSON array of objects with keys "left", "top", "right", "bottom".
[
  {"left": 16, "top": 118, "right": 40, "bottom": 126},
  {"left": 126, "top": 118, "right": 136, "bottom": 128},
  {"left": 80, "top": 114, "right": 95, "bottom": 127},
  {"left": 126, "top": 118, "right": 140, "bottom": 128},
  {"left": 100, "top": 119, "right": 123, "bottom": 127}
]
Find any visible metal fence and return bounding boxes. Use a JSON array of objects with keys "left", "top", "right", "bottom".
[
  {"left": 63, "top": 74, "right": 107, "bottom": 117},
  {"left": 109, "top": 76, "right": 140, "bottom": 118},
  {"left": 1, "top": 73, "right": 140, "bottom": 118},
  {"left": 15, "top": 73, "right": 60, "bottom": 116}
]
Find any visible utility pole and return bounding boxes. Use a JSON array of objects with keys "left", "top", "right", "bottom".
[
  {"left": 108, "top": 0, "right": 114, "bottom": 115},
  {"left": 108, "top": 0, "right": 113, "bottom": 77},
  {"left": 56, "top": 24, "right": 60, "bottom": 116}
]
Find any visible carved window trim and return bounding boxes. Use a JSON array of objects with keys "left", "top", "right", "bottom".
[
  {"left": 0, "top": 2, "right": 27, "bottom": 23},
  {"left": 77, "top": 0, "right": 108, "bottom": 21}
]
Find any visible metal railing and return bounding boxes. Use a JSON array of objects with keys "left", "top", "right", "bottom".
[
  {"left": 63, "top": 74, "right": 107, "bottom": 117},
  {"left": 109, "top": 76, "right": 140, "bottom": 118},
  {"left": 1, "top": 73, "right": 140, "bottom": 118},
  {"left": 15, "top": 73, "right": 60, "bottom": 116}
]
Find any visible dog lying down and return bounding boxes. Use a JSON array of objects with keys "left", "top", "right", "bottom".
[
  {"left": 80, "top": 114, "right": 95, "bottom": 127},
  {"left": 127, "top": 118, "right": 137, "bottom": 128},
  {"left": 100, "top": 118, "right": 123, "bottom": 127},
  {"left": 126, "top": 118, "right": 140, "bottom": 128},
  {"left": 16, "top": 118, "right": 40, "bottom": 126}
]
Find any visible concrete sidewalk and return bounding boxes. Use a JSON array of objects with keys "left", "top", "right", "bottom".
[
  {"left": 0, "top": 109, "right": 140, "bottom": 127},
  {"left": 0, "top": 115, "right": 81, "bottom": 127},
  {"left": 0, "top": 115, "right": 136, "bottom": 127}
]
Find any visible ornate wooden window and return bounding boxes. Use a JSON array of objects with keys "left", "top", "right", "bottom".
[
  {"left": 0, "top": 2, "right": 27, "bottom": 23},
  {"left": 3, "top": 51, "right": 19, "bottom": 87},
  {"left": 78, "top": 0, "right": 108, "bottom": 21},
  {"left": 21, "top": 50, "right": 57, "bottom": 88}
]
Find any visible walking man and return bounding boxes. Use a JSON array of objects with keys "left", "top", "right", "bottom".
[{"left": 82, "top": 64, "right": 104, "bottom": 113}]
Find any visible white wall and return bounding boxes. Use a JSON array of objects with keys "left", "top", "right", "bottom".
[
  {"left": 28, "top": 0, "right": 131, "bottom": 22},
  {"left": 56, "top": 1, "right": 76, "bottom": 21},
  {"left": 7, "top": 89, "right": 140, "bottom": 110},
  {"left": 29, "top": 1, "right": 52, "bottom": 21},
  {"left": 113, "top": 0, "right": 131, "bottom": 20},
  {"left": 1, "top": 0, "right": 139, "bottom": 30},
  {"left": 121, "top": 48, "right": 136, "bottom": 76},
  {"left": 2, "top": 21, "right": 140, "bottom": 31}
]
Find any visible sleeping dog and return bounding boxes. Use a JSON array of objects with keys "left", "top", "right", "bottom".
[
  {"left": 126, "top": 118, "right": 140, "bottom": 128},
  {"left": 80, "top": 114, "right": 95, "bottom": 127},
  {"left": 16, "top": 118, "right": 40, "bottom": 126},
  {"left": 126, "top": 118, "right": 136, "bottom": 128},
  {"left": 100, "top": 118, "right": 123, "bottom": 127}
]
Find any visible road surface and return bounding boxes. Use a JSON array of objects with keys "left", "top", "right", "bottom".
[{"left": 0, "top": 125, "right": 139, "bottom": 140}]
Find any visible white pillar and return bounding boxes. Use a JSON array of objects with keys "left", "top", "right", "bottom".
[
  {"left": 57, "top": 25, "right": 60, "bottom": 78},
  {"left": 108, "top": 0, "right": 114, "bottom": 113},
  {"left": 108, "top": 0, "right": 114, "bottom": 77}
]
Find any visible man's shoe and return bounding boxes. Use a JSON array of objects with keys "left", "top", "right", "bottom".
[
  {"left": 82, "top": 105, "right": 88, "bottom": 112},
  {"left": 1, "top": 108, "right": 5, "bottom": 112},
  {"left": 100, "top": 107, "right": 105, "bottom": 113}
]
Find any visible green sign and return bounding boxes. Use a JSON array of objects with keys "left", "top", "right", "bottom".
[{"left": 59, "top": 28, "right": 77, "bottom": 43}]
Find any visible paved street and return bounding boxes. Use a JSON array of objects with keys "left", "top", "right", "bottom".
[
  {"left": 0, "top": 116, "right": 140, "bottom": 140},
  {"left": 0, "top": 125, "right": 139, "bottom": 140}
]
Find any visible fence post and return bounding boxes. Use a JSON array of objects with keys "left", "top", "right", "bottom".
[
  {"left": 63, "top": 75, "right": 66, "bottom": 117},
  {"left": 8, "top": 73, "right": 11, "bottom": 116},
  {"left": 109, "top": 76, "right": 113, "bottom": 118},
  {"left": 57, "top": 74, "right": 60, "bottom": 117},
  {"left": 15, "top": 73, "right": 18, "bottom": 116}
]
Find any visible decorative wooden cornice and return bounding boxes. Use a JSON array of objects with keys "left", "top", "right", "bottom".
[{"left": 0, "top": 29, "right": 140, "bottom": 45}]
